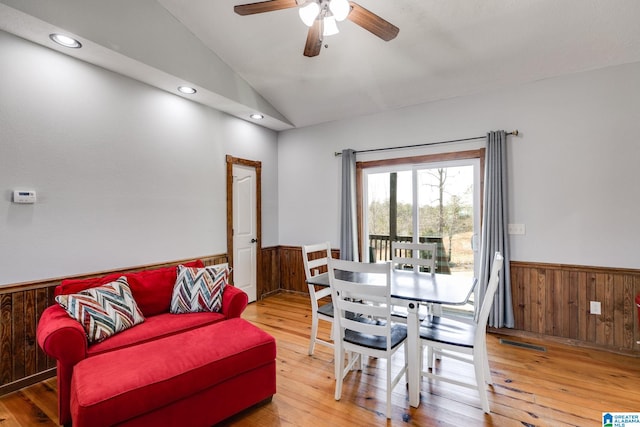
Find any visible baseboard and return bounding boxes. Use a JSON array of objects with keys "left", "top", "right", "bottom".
[
  {"left": 0, "top": 368, "right": 57, "bottom": 396},
  {"left": 489, "top": 327, "right": 640, "bottom": 358}
]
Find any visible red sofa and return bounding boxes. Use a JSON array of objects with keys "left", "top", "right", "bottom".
[{"left": 37, "top": 260, "right": 256, "bottom": 426}]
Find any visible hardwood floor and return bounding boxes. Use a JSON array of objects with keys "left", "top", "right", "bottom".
[{"left": 2, "top": 292, "right": 640, "bottom": 426}]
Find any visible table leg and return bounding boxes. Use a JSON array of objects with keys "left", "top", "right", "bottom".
[{"left": 407, "top": 302, "right": 420, "bottom": 407}]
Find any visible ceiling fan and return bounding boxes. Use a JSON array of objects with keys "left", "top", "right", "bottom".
[{"left": 234, "top": 0, "right": 399, "bottom": 57}]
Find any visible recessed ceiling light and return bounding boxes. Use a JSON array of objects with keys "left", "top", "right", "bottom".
[
  {"left": 49, "top": 33, "right": 82, "bottom": 48},
  {"left": 177, "top": 86, "right": 197, "bottom": 94},
  {"left": 250, "top": 113, "right": 264, "bottom": 120}
]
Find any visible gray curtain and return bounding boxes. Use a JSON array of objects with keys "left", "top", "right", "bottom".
[
  {"left": 478, "top": 131, "right": 514, "bottom": 328},
  {"left": 339, "top": 149, "right": 358, "bottom": 261}
]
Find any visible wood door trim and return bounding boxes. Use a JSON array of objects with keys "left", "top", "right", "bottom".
[{"left": 226, "top": 155, "right": 262, "bottom": 291}]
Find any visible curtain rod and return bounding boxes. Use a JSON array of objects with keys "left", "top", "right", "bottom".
[{"left": 334, "top": 130, "right": 519, "bottom": 157}]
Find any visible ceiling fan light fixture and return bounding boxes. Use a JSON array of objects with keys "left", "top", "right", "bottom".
[
  {"left": 299, "top": 1, "right": 320, "bottom": 27},
  {"left": 323, "top": 16, "right": 339, "bottom": 36},
  {"left": 234, "top": 0, "right": 399, "bottom": 58},
  {"left": 329, "top": 0, "right": 350, "bottom": 21}
]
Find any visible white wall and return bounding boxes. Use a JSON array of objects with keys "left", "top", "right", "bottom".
[
  {"left": 3, "top": 28, "right": 639, "bottom": 286},
  {"left": 0, "top": 30, "right": 278, "bottom": 285},
  {"left": 278, "top": 61, "right": 640, "bottom": 270}
]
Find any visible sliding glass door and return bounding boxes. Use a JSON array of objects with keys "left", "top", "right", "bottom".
[{"left": 363, "top": 158, "right": 481, "bottom": 311}]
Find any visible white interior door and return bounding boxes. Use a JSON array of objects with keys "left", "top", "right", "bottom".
[{"left": 232, "top": 164, "right": 257, "bottom": 302}]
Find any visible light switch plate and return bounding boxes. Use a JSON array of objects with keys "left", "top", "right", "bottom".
[{"left": 590, "top": 301, "right": 601, "bottom": 315}]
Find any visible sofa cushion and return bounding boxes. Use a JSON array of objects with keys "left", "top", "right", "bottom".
[
  {"left": 86, "top": 311, "right": 225, "bottom": 356},
  {"left": 126, "top": 260, "right": 204, "bottom": 317},
  {"left": 56, "top": 260, "right": 204, "bottom": 317},
  {"left": 55, "top": 277, "right": 145, "bottom": 343},
  {"left": 71, "top": 318, "right": 277, "bottom": 427},
  {"left": 170, "top": 264, "right": 229, "bottom": 314},
  {"left": 55, "top": 273, "right": 122, "bottom": 297}
]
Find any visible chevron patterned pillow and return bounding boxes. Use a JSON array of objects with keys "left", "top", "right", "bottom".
[
  {"left": 55, "top": 276, "right": 145, "bottom": 343},
  {"left": 170, "top": 264, "right": 229, "bottom": 314}
]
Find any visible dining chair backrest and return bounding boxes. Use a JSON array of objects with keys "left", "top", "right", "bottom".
[
  {"left": 328, "top": 259, "right": 393, "bottom": 349},
  {"left": 391, "top": 241, "right": 437, "bottom": 274},
  {"left": 474, "top": 252, "right": 504, "bottom": 343},
  {"left": 302, "top": 241, "right": 332, "bottom": 281}
]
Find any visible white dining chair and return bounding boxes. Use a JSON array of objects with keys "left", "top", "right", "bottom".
[
  {"left": 391, "top": 241, "right": 437, "bottom": 274},
  {"left": 390, "top": 241, "right": 437, "bottom": 322},
  {"left": 328, "top": 258, "right": 408, "bottom": 419},
  {"left": 419, "top": 251, "right": 504, "bottom": 413},
  {"left": 302, "top": 242, "right": 334, "bottom": 355}
]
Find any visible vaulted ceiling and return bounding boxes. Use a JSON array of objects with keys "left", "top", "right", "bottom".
[{"left": 2, "top": 0, "right": 640, "bottom": 131}]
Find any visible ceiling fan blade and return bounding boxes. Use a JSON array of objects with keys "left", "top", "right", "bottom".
[
  {"left": 347, "top": 2, "right": 399, "bottom": 41},
  {"left": 303, "top": 20, "right": 322, "bottom": 57},
  {"left": 234, "top": 0, "right": 299, "bottom": 16}
]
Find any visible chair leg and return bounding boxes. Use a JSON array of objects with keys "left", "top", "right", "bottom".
[
  {"left": 386, "top": 355, "right": 392, "bottom": 419},
  {"left": 473, "top": 352, "right": 490, "bottom": 413},
  {"left": 431, "top": 303, "right": 443, "bottom": 317},
  {"left": 427, "top": 345, "right": 434, "bottom": 369},
  {"left": 334, "top": 345, "right": 344, "bottom": 400},
  {"left": 349, "top": 352, "right": 363, "bottom": 371},
  {"left": 423, "top": 304, "right": 438, "bottom": 367},
  {"left": 481, "top": 345, "right": 493, "bottom": 385},
  {"left": 308, "top": 313, "right": 318, "bottom": 356},
  {"left": 419, "top": 342, "right": 435, "bottom": 375},
  {"left": 419, "top": 342, "right": 431, "bottom": 374}
]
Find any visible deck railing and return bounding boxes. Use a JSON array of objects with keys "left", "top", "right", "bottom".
[{"left": 368, "top": 234, "right": 451, "bottom": 274}]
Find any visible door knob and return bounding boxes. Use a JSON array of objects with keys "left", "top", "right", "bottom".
[{"left": 250, "top": 238, "right": 258, "bottom": 243}]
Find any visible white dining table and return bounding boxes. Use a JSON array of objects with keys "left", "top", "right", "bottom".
[{"left": 307, "top": 268, "right": 477, "bottom": 407}]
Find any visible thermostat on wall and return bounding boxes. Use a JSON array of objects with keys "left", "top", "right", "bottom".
[{"left": 13, "top": 190, "right": 36, "bottom": 204}]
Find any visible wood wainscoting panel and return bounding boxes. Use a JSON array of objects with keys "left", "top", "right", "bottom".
[
  {"left": 509, "top": 261, "right": 640, "bottom": 355},
  {"left": 279, "top": 246, "right": 306, "bottom": 293},
  {"left": 0, "top": 287, "right": 56, "bottom": 395},
  {"left": 259, "top": 246, "right": 280, "bottom": 299},
  {"left": 0, "top": 254, "right": 226, "bottom": 396},
  {"left": 5, "top": 254, "right": 638, "bottom": 397},
  {"left": 278, "top": 246, "right": 340, "bottom": 294}
]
